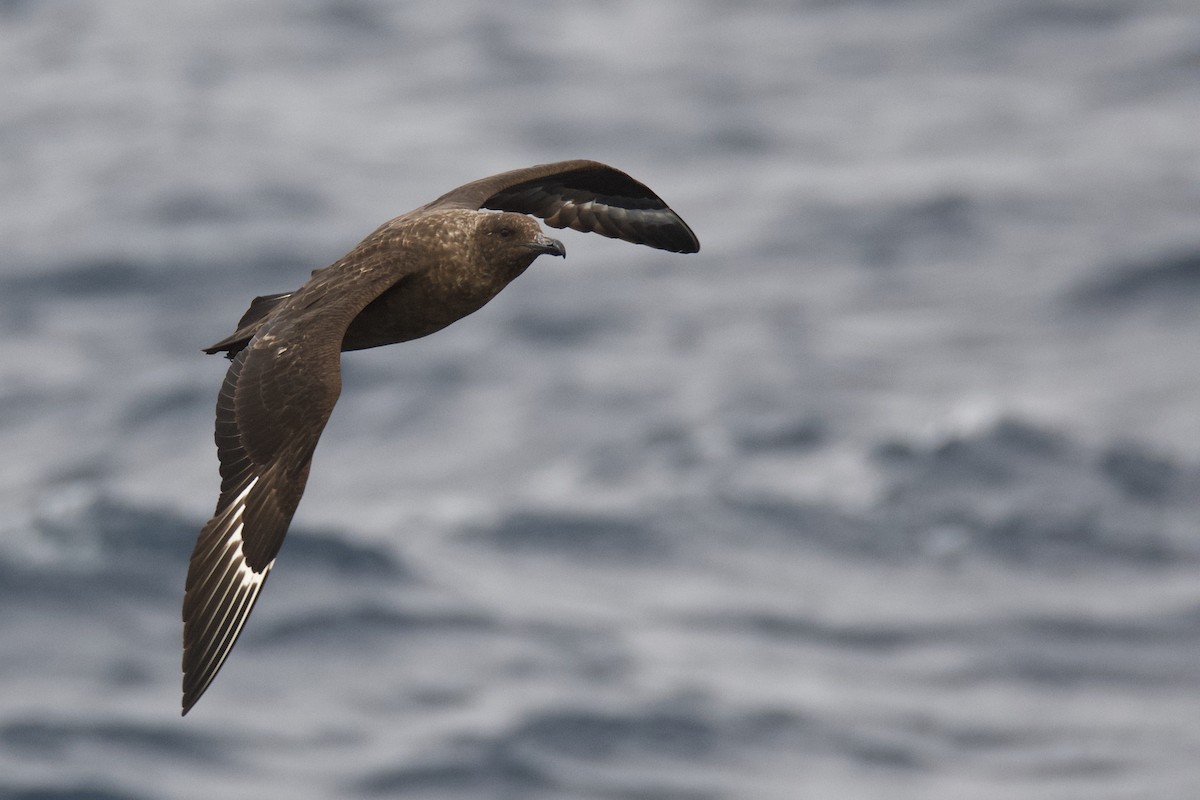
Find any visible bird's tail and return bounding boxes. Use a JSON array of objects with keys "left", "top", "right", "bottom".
[{"left": 202, "top": 292, "right": 293, "bottom": 359}]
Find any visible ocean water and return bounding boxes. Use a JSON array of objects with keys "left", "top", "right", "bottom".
[{"left": 3, "top": 1, "right": 1200, "bottom": 798}]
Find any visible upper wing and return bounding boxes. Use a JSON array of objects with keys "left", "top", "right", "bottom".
[
  {"left": 427, "top": 160, "right": 700, "bottom": 254},
  {"left": 181, "top": 319, "right": 343, "bottom": 714},
  {"left": 183, "top": 240, "right": 414, "bottom": 714}
]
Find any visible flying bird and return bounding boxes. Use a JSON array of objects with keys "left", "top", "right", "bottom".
[{"left": 181, "top": 160, "right": 699, "bottom": 714}]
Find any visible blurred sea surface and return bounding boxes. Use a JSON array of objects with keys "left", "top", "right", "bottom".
[{"left": 2, "top": 1, "right": 1200, "bottom": 798}]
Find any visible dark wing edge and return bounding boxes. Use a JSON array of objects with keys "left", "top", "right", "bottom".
[
  {"left": 181, "top": 331, "right": 338, "bottom": 715},
  {"left": 430, "top": 160, "right": 700, "bottom": 254}
]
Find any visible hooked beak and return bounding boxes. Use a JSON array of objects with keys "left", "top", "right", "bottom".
[{"left": 528, "top": 232, "right": 566, "bottom": 258}]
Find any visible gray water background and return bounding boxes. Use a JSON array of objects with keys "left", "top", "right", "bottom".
[{"left": 2, "top": 1, "right": 1200, "bottom": 798}]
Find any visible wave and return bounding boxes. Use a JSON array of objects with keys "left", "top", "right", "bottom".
[
  {"left": 870, "top": 419, "right": 1199, "bottom": 566},
  {"left": 1067, "top": 247, "right": 1200, "bottom": 311},
  {"left": 0, "top": 716, "right": 229, "bottom": 764},
  {"left": 463, "top": 509, "right": 668, "bottom": 562},
  {"left": 251, "top": 603, "right": 494, "bottom": 648},
  {"left": 1, "top": 259, "right": 163, "bottom": 299},
  {"left": 0, "top": 784, "right": 153, "bottom": 800},
  {"left": 872, "top": 418, "right": 1200, "bottom": 566},
  {"left": 354, "top": 702, "right": 809, "bottom": 797},
  {"left": 1, "top": 491, "right": 407, "bottom": 605},
  {"left": 721, "top": 417, "right": 1200, "bottom": 567}
]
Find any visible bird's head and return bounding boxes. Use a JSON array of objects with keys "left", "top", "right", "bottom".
[{"left": 474, "top": 212, "right": 565, "bottom": 279}]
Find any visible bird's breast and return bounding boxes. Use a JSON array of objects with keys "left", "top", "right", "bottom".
[{"left": 340, "top": 266, "right": 511, "bottom": 352}]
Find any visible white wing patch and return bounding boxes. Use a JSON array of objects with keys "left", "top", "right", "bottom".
[{"left": 183, "top": 476, "right": 276, "bottom": 710}]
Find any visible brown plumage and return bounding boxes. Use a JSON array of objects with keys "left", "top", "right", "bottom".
[{"left": 181, "top": 160, "right": 699, "bottom": 714}]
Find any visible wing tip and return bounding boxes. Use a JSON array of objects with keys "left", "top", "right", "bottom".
[
  {"left": 181, "top": 563, "right": 271, "bottom": 716},
  {"left": 649, "top": 211, "right": 701, "bottom": 254},
  {"left": 180, "top": 486, "right": 273, "bottom": 717},
  {"left": 671, "top": 223, "right": 701, "bottom": 254}
]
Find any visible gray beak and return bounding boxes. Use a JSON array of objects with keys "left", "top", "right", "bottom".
[{"left": 529, "top": 233, "right": 566, "bottom": 258}]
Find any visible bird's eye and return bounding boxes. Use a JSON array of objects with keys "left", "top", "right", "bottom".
[{"left": 498, "top": 227, "right": 514, "bottom": 238}]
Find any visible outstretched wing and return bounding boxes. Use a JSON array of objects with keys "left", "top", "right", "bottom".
[
  {"left": 428, "top": 160, "right": 700, "bottom": 254},
  {"left": 181, "top": 295, "right": 351, "bottom": 714}
]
